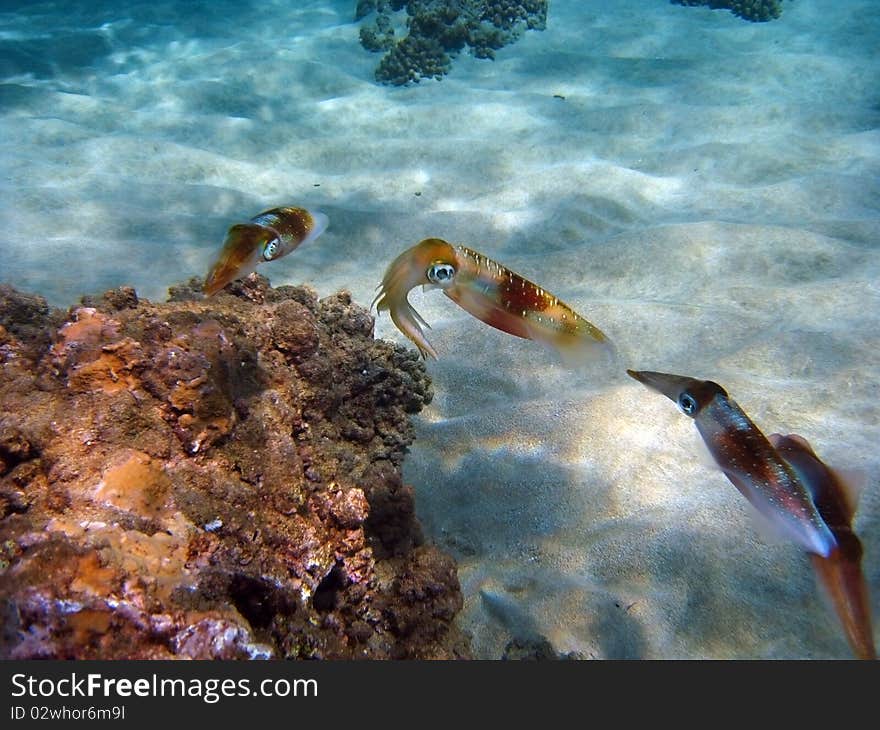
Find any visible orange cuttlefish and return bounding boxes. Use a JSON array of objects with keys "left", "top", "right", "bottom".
[
  {"left": 372, "top": 238, "right": 612, "bottom": 363},
  {"left": 769, "top": 433, "right": 875, "bottom": 660},
  {"left": 628, "top": 370, "right": 875, "bottom": 658},
  {"left": 203, "top": 206, "right": 328, "bottom": 296}
]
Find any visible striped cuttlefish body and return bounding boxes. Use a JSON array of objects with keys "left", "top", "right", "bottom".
[
  {"left": 203, "top": 206, "right": 328, "bottom": 296},
  {"left": 626, "top": 370, "right": 837, "bottom": 557},
  {"left": 373, "top": 238, "right": 611, "bottom": 364},
  {"left": 628, "top": 370, "right": 875, "bottom": 659}
]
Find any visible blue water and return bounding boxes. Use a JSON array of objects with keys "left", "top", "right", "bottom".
[{"left": 1, "top": 0, "right": 878, "bottom": 658}]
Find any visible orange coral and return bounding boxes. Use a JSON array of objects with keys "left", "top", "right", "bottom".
[{"left": 94, "top": 451, "right": 171, "bottom": 516}]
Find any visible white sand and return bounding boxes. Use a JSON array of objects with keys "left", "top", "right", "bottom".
[{"left": 0, "top": 0, "right": 877, "bottom": 658}]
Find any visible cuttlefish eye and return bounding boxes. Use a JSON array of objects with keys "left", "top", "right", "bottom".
[
  {"left": 678, "top": 392, "right": 698, "bottom": 417},
  {"left": 426, "top": 262, "right": 456, "bottom": 285},
  {"left": 263, "top": 239, "right": 280, "bottom": 261}
]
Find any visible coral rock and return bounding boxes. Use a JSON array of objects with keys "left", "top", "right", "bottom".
[
  {"left": 359, "top": 0, "right": 549, "bottom": 85},
  {"left": 0, "top": 279, "right": 468, "bottom": 659},
  {"left": 671, "top": 0, "right": 788, "bottom": 23}
]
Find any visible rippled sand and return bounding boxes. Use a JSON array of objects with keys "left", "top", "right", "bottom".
[{"left": 1, "top": 0, "right": 877, "bottom": 658}]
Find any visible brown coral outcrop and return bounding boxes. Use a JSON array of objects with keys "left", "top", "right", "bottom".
[{"left": 0, "top": 276, "right": 469, "bottom": 659}]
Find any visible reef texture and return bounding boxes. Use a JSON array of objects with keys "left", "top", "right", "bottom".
[
  {"left": 356, "top": 1, "right": 548, "bottom": 85},
  {"left": 0, "top": 278, "right": 469, "bottom": 659},
  {"left": 671, "top": 0, "right": 791, "bottom": 22}
]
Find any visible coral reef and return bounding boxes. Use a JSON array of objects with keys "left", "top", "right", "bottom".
[
  {"left": 671, "top": 0, "right": 790, "bottom": 23},
  {"left": 0, "top": 277, "right": 469, "bottom": 659},
  {"left": 376, "top": 36, "right": 452, "bottom": 85},
  {"left": 356, "top": 1, "right": 549, "bottom": 85}
]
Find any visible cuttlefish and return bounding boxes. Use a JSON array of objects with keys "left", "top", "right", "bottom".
[
  {"left": 626, "top": 370, "right": 836, "bottom": 557},
  {"left": 373, "top": 238, "right": 612, "bottom": 364},
  {"left": 628, "top": 370, "right": 875, "bottom": 658},
  {"left": 203, "top": 206, "right": 328, "bottom": 296},
  {"left": 769, "top": 433, "right": 875, "bottom": 660}
]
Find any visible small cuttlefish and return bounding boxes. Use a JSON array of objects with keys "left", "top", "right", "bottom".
[
  {"left": 626, "top": 370, "right": 838, "bottom": 559},
  {"left": 372, "top": 237, "right": 612, "bottom": 363},
  {"left": 769, "top": 433, "right": 875, "bottom": 660},
  {"left": 203, "top": 206, "right": 328, "bottom": 296}
]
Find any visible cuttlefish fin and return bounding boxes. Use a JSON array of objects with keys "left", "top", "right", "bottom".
[
  {"left": 769, "top": 433, "right": 867, "bottom": 521},
  {"left": 300, "top": 211, "right": 329, "bottom": 247},
  {"left": 540, "top": 323, "right": 619, "bottom": 371},
  {"left": 768, "top": 432, "right": 875, "bottom": 660},
  {"left": 830, "top": 467, "right": 869, "bottom": 519},
  {"left": 722, "top": 470, "right": 794, "bottom": 549},
  {"left": 448, "top": 283, "right": 613, "bottom": 368},
  {"left": 691, "top": 429, "right": 720, "bottom": 471}
]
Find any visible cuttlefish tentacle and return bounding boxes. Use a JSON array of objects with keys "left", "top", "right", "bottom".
[
  {"left": 373, "top": 237, "right": 612, "bottom": 364},
  {"left": 203, "top": 206, "right": 328, "bottom": 296},
  {"left": 626, "top": 370, "right": 837, "bottom": 559},
  {"left": 769, "top": 433, "right": 875, "bottom": 660},
  {"left": 372, "top": 238, "right": 456, "bottom": 359}
]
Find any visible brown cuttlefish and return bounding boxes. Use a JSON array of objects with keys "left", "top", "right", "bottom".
[
  {"left": 203, "top": 206, "right": 328, "bottom": 296},
  {"left": 628, "top": 370, "right": 875, "bottom": 659}
]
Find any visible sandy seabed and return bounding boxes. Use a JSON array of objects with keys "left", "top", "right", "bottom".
[{"left": 0, "top": 0, "right": 878, "bottom": 658}]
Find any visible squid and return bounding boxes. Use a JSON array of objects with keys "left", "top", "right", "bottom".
[
  {"left": 372, "top": 238, "right": 612, "bottom": 364},
  {"left": 769, "top": 433, "right": 875, "bottom": 660},
  {"left": 626, "top": 370, "right": 838, "bottom": 558},
  {"left": 203, "top": 206, "right": 328, "bottom": 296}
]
